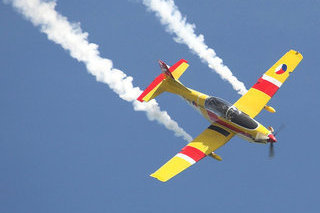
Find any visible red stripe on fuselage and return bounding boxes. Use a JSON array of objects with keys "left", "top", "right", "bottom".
[
  {"left": 180, "top": 146, "right": 206, "bottom": 162},
  {"left": 207, "top": 111, "right": 252, "bottom": 138},
  {"left": 207, "top": 111, "right": 219, "bottom": 121},
  {"left": 252, "top": 77, "right": 279, "bottom": 97},
  {"left": 169, "top": 59, "right": 188, "bottom": 72}
]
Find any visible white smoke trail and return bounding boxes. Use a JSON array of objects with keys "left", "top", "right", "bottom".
[
  {"left": 142, "top": 0, "right": 248, "bottom": 95},
  {"left": 7, "top": 0, "right": 192, "bottom": 142}
]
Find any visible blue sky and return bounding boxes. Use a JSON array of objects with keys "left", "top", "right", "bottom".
[{"left": 1, "top": 0, "right": 319, "bottom": 212}]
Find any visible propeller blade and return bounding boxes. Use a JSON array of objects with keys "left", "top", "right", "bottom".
[
  {"left": 274, "top": 124, "right": 286, "bottom": 136},
  {"left": 268, "top": 124, "right": 285, "bottom": 158},
  {"left": 269, "top": 142, "right": 274, "bottom": 158}
]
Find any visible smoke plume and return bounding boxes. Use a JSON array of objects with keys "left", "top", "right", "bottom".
[
  {"left": 7, "top": 0, "right": 192, "bottom": 142},
  {"left": 143, "top": 0, "right": 248, "bottom": 95}
]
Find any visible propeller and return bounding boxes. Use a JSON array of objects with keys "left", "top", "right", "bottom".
[
  {"left": 269, "top": 141, "right": 275, "bottom": 158},
  {"left": 268, "top": 124, "right": 286, "bottom": 158},
  {"left": 274, "top": 124, "right": 286, "bottom": 136}
]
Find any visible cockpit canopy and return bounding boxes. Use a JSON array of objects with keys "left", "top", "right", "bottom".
[
  {"left": 204, "top": 96, "right": 231, "bottom": 117},
  {"left": 204, "top": 96, "right": 258, "bottom": 129}
]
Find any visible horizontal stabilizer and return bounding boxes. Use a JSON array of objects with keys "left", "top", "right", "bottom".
[{"left": 137, "top": 59, "right": 189, "bottom": 102}]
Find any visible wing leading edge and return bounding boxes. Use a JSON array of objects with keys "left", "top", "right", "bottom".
[{"left": 151, "top": 124, "right": 235, "bottom": 182}]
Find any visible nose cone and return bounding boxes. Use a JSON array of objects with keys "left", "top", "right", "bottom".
[{"left": 268, "top": 134, "right": 277, "bottom": 143}]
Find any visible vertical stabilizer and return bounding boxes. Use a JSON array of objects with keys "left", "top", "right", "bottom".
[{"left": 137, "top": 59, "right": 189, "bottom": 102}]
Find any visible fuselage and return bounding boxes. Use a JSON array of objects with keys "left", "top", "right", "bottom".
[{"left": 173, "top": 84, "right": 274, "bottom": 144}]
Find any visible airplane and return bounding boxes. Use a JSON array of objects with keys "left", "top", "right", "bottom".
[{"left": 137, "top": 50, "right": 303, "bottom": 182}]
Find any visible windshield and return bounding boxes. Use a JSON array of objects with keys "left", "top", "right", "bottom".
[
  {"left": 205, "top": 97, "right": 258, "bottom": 129},
  {"left": 204, "top": 97, "right": 232, "bottom": 117}
]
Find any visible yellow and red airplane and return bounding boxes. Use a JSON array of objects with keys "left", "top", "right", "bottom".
[{"left": 137, "top": 50, "right": 303, "bottom": 182}]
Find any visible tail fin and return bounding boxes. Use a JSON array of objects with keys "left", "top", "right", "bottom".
[{"left": 137, "top": 59, "right": 189, "bottom": 102}]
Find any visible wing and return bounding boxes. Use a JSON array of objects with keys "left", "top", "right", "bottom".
[
  {"left": 234, "top": 50, "right": 303, "bottom": 118},
  {"left": 151, "top": 124, "right": 235, "bottom": 182}
]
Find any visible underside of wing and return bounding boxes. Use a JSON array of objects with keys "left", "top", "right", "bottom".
[
  {"left": 151, "top": 124, "right": 235, "bottom": 182},
  {"left": 234, "top": 50, "right": 303, "bottom": 118}
]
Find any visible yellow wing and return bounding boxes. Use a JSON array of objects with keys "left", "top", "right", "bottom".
[
  {"left": 150, "top": 124, "right": 235, "bottom": 182},
  {"left": 234, "top": 50, "right": 303, "bottom": 118}
]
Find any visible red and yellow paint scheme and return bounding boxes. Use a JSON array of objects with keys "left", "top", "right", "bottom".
[{"left": 137, "top": 50, "right": 303, "bottom": 182}]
